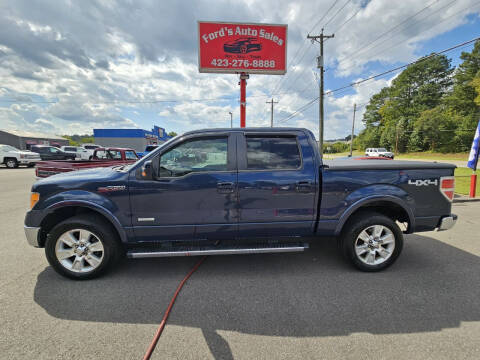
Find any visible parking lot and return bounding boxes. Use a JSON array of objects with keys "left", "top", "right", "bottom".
[{"left": 1, "top": 167, "right": 480, "bottom": 359}]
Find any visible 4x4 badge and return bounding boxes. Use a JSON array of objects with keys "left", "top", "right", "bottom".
[{"left": 408, "top": 179, "right": 438, "bottom": 186}]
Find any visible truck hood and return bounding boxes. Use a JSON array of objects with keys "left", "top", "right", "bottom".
[{"left": 32, "top": 166, "right": 126, "bottom": 193}]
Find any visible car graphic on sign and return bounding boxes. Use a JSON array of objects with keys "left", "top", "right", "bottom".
[{"left": 223, "top": 37, "right": 262, "bottom": 54}]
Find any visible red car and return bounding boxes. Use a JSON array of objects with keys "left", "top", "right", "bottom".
[
  {"left": 35, "top": 147, "right": 138, "bottom": 178},
  {"left": 223, "top": 37, "right": 262, "bottom": 54}
]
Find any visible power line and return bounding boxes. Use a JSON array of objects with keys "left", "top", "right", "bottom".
[
  {"left": 335, "top": 0, "right": 480, "bottom": 75},
  {"left": 270, "top": 0, "right": 341, "bottom": 97},
  {"left": 324, "top": 0, "right": 353, "bottom": 28},
  {"left": 278, "top": 96, "right": 319, "bottom": 124},
  {"left": 278, "top": 37, "right": 480, "bottom": 124},
  {"left": 308, "top": 0, "right": 342, "bottom": 34},
  {"left": 324, "top": 37, "right": 480, "bottom": 96},
  {"left": 331, "top": 3, "right": 363, "bottom": 33},
  {"left": 333, "top": 0, "right": 441, "bottom": 67}
]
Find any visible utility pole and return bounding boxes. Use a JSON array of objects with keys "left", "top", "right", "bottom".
[
  {"left": 308, "top": 29, "right": 334, "bottom": 158},
  {"left": 228, "top": 111, "right": 233, "bottom": 128},
  {"left": 349, "top": 103, "right": 356, "bottom": 157},
  {"left": 395, "top": 123, "right": 400, "bottom": 155},
  {"left": 266, "top": 98, "right": 278, "bottom": 127}
]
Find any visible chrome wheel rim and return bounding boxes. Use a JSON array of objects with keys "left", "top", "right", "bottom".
[
  {"left": 6, "top": 160, "right": 16, "bottom": 168},
  {"left": 355, "top": 225, "right": 395, "bottom": 266},
  {"left": 55, "top": 229, "right": 104, "bottom": 273}
]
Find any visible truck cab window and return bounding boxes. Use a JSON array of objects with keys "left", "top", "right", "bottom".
[
  {"left": 158, "top": 137, "right": 228, "bottom": 177},
  {"left": 125, "top": 151, "right": 137, "bottom": 160},
  {"left": 246, "top": 136, "right": 301, "bottom": 170}
]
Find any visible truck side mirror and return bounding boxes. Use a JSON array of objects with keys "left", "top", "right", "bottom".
[{"left": 141, "top": 160, "right": 153, "bottom": 180}]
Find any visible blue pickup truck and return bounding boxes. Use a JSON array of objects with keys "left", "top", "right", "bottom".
[{"left": 24, "top": 128, "right": 457, "bottom": 279}]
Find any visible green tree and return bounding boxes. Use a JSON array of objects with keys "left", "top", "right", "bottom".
[
  {"left": 356, "top": 54, "right": 454, "bottom": 153},
  {"left": 168, "top": 131, "right": 178, "bottom": 137},
  {"left": 445, "top": 41, "right": 480, "bottom": 151}
]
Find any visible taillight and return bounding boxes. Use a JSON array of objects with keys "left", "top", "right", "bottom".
[{"left": 440, "top": 176, "right": 455, "bottom": 202}]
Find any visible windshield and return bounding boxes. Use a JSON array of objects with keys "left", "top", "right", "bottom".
[
  {"left": 377, "top": 148, "right": 388, "bottom": 152},
  {"left": 1, "top": 145, "right": 20, "bottom": 152}
]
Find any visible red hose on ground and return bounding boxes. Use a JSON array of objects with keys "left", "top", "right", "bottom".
[{"left": 142, "top": 256, "right": 207, "bottom": 360}]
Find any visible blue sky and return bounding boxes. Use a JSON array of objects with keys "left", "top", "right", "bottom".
[{"left": 0, "top": 0, "right": 479, "bottom": 139}]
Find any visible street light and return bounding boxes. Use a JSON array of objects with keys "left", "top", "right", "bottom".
[{"left": 228, "top": 111, "right": 233, "bottom": 128}]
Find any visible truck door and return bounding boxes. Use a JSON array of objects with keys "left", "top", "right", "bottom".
[
  {"left": 129, "top": 133, "right": 238, "bottom": 242},
  {"left": 237, "top": 131, "right": 318, "bottom": 239}
]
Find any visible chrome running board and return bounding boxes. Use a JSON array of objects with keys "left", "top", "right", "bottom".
[{"left": 127, "top": 244, "right": 308, "bottom": 259}]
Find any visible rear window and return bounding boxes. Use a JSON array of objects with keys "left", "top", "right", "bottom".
[
  {"left": 125, "top": 151, "right": 137, "bottom": 160},
  {"left": 84, "top": 145, "right": 99, "bottom": 150},
  {"left": 246, "top": 136, "right": 301, "bottom": 170}
]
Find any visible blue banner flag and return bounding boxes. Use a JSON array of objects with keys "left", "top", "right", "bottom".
[{"left": 467, "top": 120, "right": 480, "bottom": 171}]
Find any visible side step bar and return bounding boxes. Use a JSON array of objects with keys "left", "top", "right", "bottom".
[{"left": 127, "top": 243, "right": 308, "bottom": 259}]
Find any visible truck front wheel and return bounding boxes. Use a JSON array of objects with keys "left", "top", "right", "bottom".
[
  {"left": 340, "top": 212, "right": 403, "bottom": 271},
  {"left": 5, "top": 158, "right": 18, "bottom": 168},
  {"left": 45, "top": 215, "right": 122, "bottom": 280}
]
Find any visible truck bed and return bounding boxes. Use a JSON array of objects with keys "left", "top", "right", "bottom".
[{"left": 324, "top": 159, "right": 456, "bottom": 170}]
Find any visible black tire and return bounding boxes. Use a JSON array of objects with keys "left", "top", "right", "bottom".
[
  {"left": 27, "top": 163, "right": 36, "bottom": 168},
  {"left": 340, "top": 211, "right": 403, "bottom": 272},
  {"left": 5, "top": 158, "right": 18, "bottom": 168},
  {"left": 45, "top": 215, "right": 122, "bottom": 280}
]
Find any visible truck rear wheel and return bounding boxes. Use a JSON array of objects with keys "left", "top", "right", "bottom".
[
  {"left": 340, "top": 212, "right": 403, "bottom": 272},
  {"left": 45, "top": 215, "right": 121, "bottom": 280}
]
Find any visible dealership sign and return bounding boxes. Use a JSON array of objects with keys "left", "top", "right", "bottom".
[{"left": 198, "top": 21, "right": 287, "bottom": 74}]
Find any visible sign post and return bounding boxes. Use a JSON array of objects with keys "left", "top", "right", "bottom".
[{"left": 198, "top": 21, "right": 287, "bottom": 128}]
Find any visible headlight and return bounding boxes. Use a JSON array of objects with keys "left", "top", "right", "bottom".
[
  {"left": 30, "top": 192, "right": 40, "bottom": 209},
  {"left": 20, "top": 154, "right": 25, "bottom": 159}
]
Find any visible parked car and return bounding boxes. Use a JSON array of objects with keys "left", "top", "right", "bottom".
[
  {"left": 335, "top": 156, "right": 393, "bottom": 160},
  {"left": 0, "top": 144, "right": 41, "bottom": 168},
  {"left": 224, "top": 37, "right": 262, "bottom": 54},
  {"left": 137, "top": 144, "right": 159, "bottom": 158},
  {"left": 29, "top": 145, "right": 76, "bottom": 161},
  {"left": 35, "top": 147, "right": 139, "bottom": 178},
  {"left": 60, "top": 146, "right": 90, "bottom": 160},
  {"left": 24, "top": 128, "right": 457, "bottom": 279},
  {"left": 365, "top": 148, "right": 395, "bottom": 159},
  {"left": 81, "top": 144, "right": 102, "bottom": 159}
]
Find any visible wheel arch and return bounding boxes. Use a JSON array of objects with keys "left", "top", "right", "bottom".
[
  {"left": 334, "top": 196, "right": 414, "bottom": 236},
  {"left": 38, "top": 202, "right": 127, "bottom": 247}
]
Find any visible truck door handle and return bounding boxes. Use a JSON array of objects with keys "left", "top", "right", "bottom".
[
  {"left": 217, "top": 182, "right": 235, "bottom": 194},
  {"left": 296, "top": 181, "right": 312, "bottom": 193}
]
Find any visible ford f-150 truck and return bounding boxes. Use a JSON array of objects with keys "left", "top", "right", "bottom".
[
  {"left": 35, "top": 147, "right": 139, "bottom": 178},
  {"left": 24, "top": 128, "right": 457, "bottom": 279}
]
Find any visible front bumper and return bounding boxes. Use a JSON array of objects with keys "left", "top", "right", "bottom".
[
  {"left": 437, "top": 214, "right": 457, "bottom": 231},
  {"left": 24, "top": 226, "right": 41, "bottom": 247},
  {"left": 19, "top": 158, "right": 40, "bottom": 165}
]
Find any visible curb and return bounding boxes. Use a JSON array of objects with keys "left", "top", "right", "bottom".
[{"left": 453, "top": 196, "right": 480, "bottom": 203}]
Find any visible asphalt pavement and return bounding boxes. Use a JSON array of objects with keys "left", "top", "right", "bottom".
[{"left": 1, "top": 167, "right": 480, "bottom": 359}]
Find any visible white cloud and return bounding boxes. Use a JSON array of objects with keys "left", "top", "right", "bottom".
[{"left": 0, "top": 0, "right": 478, "bottom": 138}]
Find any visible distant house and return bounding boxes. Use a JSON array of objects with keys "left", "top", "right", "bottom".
[
  {"left": 0, "top": 129, "right": 69, "bottom": 150},
  {"left": 93, "top": 125, "right": 172, "bottom": 152}
]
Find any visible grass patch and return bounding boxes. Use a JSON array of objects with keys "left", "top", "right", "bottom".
[
  {"left": 455, "top": 167, "right": 479, "bottom": 197},
  {"left": 396, "top": 152, "right": 469, "bottom": 161},
  {"left": 324, "top": 151, "right": 469, "bottom": 161}
]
